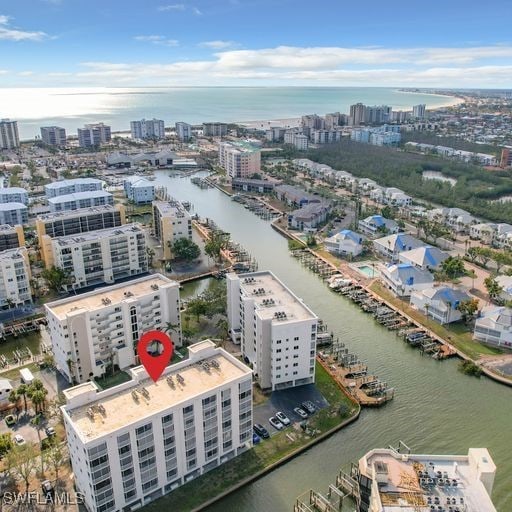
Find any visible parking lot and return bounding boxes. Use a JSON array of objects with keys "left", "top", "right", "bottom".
[{"left": 253, "top": 384, "right": 328, "bottom": 435}]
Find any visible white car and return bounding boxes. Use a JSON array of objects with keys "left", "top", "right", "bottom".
[
  {"left": 275, "top": 411, "right": 290, "bottom": 426},
  {"left": 14, "top": 434, "right": 26, "bottom": 446},
  {"left": 293, "top": 407, "right": 308, "bottom": 419},
  {"left": 269, "top": 416, "right": 284, "bottom": 430}
]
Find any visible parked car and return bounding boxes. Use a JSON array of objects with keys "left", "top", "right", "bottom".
[
  {"left": 252, "top": 432, "right": 261, "bottom": 445},
  {"left": 253, "top": 423, "right": 270, "bottom": 439},
  {"left": 4, "top": 415, "right": 16, "bottom": 427},
  {"left": 269, "top": 416, "right": 284, "bottom": 430},
  {"left": 14, "top": 434, "right": 25, "bottom": 446},
  {"left": 301, "top": 401, "right": 316, "bottom": 414},
  {"left": 45, "top": 426, "right": 56, "bottom": 437},
  {"left": 293, "top": 407, "right": 308, "bottom": 419},
  {"left": 275, "top": 411, "right": 290, "bottom": 426}
]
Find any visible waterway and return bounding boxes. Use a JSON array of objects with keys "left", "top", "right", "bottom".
[{"left": 159, "top": 171, "right": 511, "bottom": 512}]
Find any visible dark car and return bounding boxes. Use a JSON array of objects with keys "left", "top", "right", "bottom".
[
  {"left": 253, "top": 423, "right": 270, "bottom": 439},
  {"left": 301, "top": 401, "right": 316, "bottom": 414}
]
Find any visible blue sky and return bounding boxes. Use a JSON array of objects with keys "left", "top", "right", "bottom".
[{"left": 1, "top": 0, "right": 512, "bottom": 87}]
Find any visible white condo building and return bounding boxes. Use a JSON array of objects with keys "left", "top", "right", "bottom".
[
  {"left": 152, "top": 201, "right": 192, "bottom": 260},
  {"left": 124, "top": 177, "right": 155, "bottom": 204},
  {"left": 77, "top": 123, "right": 112, "bottom": 148},
  {"left": 45, "top": 178, "right": 105, "bottom": 199},
  {"left": 0, "top": 187, "right": 29, "bottom": 206},
  {"left": 48, "top": 191, "right": 113, "bottom": 213},
  {"left": 130, "top": 119, "right": 165, "bottom": 140},
  {"left": 50, "top": 223, "right": 148, "bottom": 290},
  {"left": 61, "top": 340, "right": 253, "bottom": 512},
  {"left": 175, "top": 122, "right": 192, "bottom": 141},
  {"left": 227, "top": 271, "right": 318, "bottom": 391},
  {"left": 0, "top": 119, "right": 19, "bottom": 149},
  {"left": 218, "top": 141, "right": 261, "bottom": 178},
  {"left": 0, "top": 203, "right": 28, "bottom": 225},
  {"left": 0, "top": 247, "right": 32, "bottom": 308},
  {"left": 45, "top": 273, "right": 182, "bottom": 384}
]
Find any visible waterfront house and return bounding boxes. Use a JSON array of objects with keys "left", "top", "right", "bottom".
[
  {"left": 410, "top": 286, "right": 471, "bottom": 324},
  {"left": 398, "top": 245, "right": 449, "bottom": 271},
  {"left": 380, "top": 263, "right": 434, "bottom": 297},
  {"left": 275, "top": 184, "right": 318, "bottom": 208},
  {"left": 123, "top": 176, "right": 155, "bottom": 204},
  {"left": 373, "top": 233, "right": 424, "bottom": 261},
  {"left": 324, "top": 229, "right": 366, "bottom": 257},
  {"left": 474, "top": 306, "right": 512, "bottom": 348},
  {"left": 358, "top": 215, "right": 400, "bottom": 238},
  {"left": 231, "top": 178, "right": 279, "bottom": 194}
]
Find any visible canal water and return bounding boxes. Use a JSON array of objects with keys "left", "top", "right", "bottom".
[{"left": 157, "top": 171, "right": 511, "bottom": 512}]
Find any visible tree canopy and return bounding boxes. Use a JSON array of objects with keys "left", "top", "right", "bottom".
[{"left": 172, "top": 237, "right": 201, "bottom": 261}]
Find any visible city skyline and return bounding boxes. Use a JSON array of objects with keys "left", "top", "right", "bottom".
[{"left": 1, "top": 0, "right": 512, "bottom": 87}]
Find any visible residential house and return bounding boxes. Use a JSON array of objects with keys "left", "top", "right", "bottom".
[
  {"left": 380, "top": 263, "right": 434, "bottom": 297},
  {"left": 410, "top": 286, "right": 471, "bottom": 324},
  {"left": 399, "top": 245, "right": 449, "bottom": 271},
  {"left": 496, "top": 275, "right": 512, "bottom": 303},
  {"left": 474, "top": 306, "right": 512, "bottom": 349},
  {"left": 324, "top": 229, "right": 366, "bottom": 257},
  {"left": 384, "top": 187, "right": 412, "bottom": 207},
  {"left": 274, "top": 185, "right": 318, "bottom": 208},
  {"left": 373, "top": 233, "right": 424, "bottom": 261},
  {"left": 358, "top": 215, "right": 400, "bottom": 238},
  {"left": 470, "top": 223, "right": 497, "bottom": 244}
]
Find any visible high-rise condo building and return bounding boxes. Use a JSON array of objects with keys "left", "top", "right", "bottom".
[
  {"left": 202, "top": 122, "right": 228, "bottom": 137},
  {"left": 0, "top": 204, "right": 28, "bottom": 225},
  {"left": 349, "top": 103, "right": 367, "bottom": 126},
  {"left": 40, "top": 126, "right": 67, "bottom": 147},
  {"left": 61, "top": 340, "right": 253, "bottom": 512},
  {"left": 0, "top": 119, "right": 19, "bottom": 149},
  {"left": 37, "top": 205, "right": 126, "bottom": 267},
  {"left": 130, "top": 119, "right": 165, "bottom": 140},
  {"left": 218, "top": 141, "right": 261, "bottom": 179},
  {"left": 175, "top": 122, "right": 192, "bottom": 141},
  {"left": 48, "top": 223, "right": 148, "bottom": 289},
  {"left": 77, "top": 123, "right": 112, "bottom": 148},
  {"left": 0, "top": 224, "right": 25, "bottom": 251},
  {"left": 227, "top": 271, "right": 318, "bottom": 391},
  {"left": 152, "top": 201, "right": 192, "bottom": 260},
  {"left": 412, "top": 104, "right": 426, "bottom": 119},
  {"left": 45, "top": 273, "right": 182, "bottom": 383}
]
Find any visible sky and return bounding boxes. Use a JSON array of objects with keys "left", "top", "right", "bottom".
[{"left": 1, "top": 0, "right": 512, "bottom": 88}]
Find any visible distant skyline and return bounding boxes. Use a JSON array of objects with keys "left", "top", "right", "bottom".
[{"left": 1, "top": 0, "right": 512, "bottom": 88}]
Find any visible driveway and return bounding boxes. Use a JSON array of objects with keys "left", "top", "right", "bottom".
[{"left": 253, "top": 384, "right": 328, "bottom": 434}]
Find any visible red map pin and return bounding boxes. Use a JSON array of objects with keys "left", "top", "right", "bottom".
[{"left": 137, "top": 330, "right": 174, "bottom": 382}]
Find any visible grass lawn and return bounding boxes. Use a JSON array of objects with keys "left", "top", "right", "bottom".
[
  {"left": 0, "top": 362, "right": 39, "bottom": 380},
  {"left": 94, "top": 371, "right": 132, "bottom": 390},
  {"left": 143, "top": 362, "right": 359, "bottom": 512},
  {"left": 370, "top": 281, "right": 503, "bottom": 360}
]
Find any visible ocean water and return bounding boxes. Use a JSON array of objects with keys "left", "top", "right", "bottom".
[{"left": 2, "top": 86, "right": 458, "bottom": 139}]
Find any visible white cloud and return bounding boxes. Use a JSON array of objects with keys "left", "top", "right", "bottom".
[
  {"left": 158, "top": 4, "right": 202, "bottom": 15},
  {"left": 158, "top": 4, "right": 186, "bottom": 11},
  {"left": 35, "top": 44, "right": 512, "bottom": 87},
  {"left": 0, "top": 14, "right": 49, "bottom": 41},
  {"left": 18, "top": 70, "right": 34, "bottom": 76},
  {"left": 199, "top": 40, "right": 236, "bottom": 50},
  {"left": 134, "top": 35, "right": 179, "bottom": 47}
]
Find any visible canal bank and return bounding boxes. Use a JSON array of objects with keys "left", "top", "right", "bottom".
[{"left": 152, "top": 171, "right": 511, "bottom": 512}]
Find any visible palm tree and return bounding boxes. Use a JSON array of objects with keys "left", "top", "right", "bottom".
[
  {"left": 17, "top": 383, "right": 28, "bottom": 413},
  {"left": 8, "top": 390, "right": 20, "bottom": 415},
  {"left": 30, "top": 389, "right": 48, "bottom": 414},
  {"left": 30, "top": 414, "right": 45, "bottom": 475}
]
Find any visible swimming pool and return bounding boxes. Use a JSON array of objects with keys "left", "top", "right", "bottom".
[{"left": 355, "top": 264, "right": 380, "bottom": 278}]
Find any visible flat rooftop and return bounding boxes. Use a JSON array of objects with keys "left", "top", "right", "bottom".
[
  {"left": 64, "top": 347, "right": 249, "bottom": 441},
  {"left": 46, "top": 273, "right": 174, "bottom": 321},
  {"left": 48, "top": 190, "right": 112, "bottom": 204},
  {"left": 0, "top": 202, "right": 26, "bottom": 211},
  {"left": 364, "top": 450, "right": 496, "bottom": 512},
  {"left": 54, "top": 222, "right": 142, "bottom": 246},
  {"left": 0, "top": 247, "right": 25, "bottom": 261},
  {"left": 37, "top": 205, "right": 119, "bottom": 221},
  {"left": 153, "top": 200, "right": 189, "bottom": 217},
  {"left": 45, "top": 178, "right": 103, "bottom": 189},
  {"left": 239, "top": 271, "right": 317, "bottom": 322}
]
